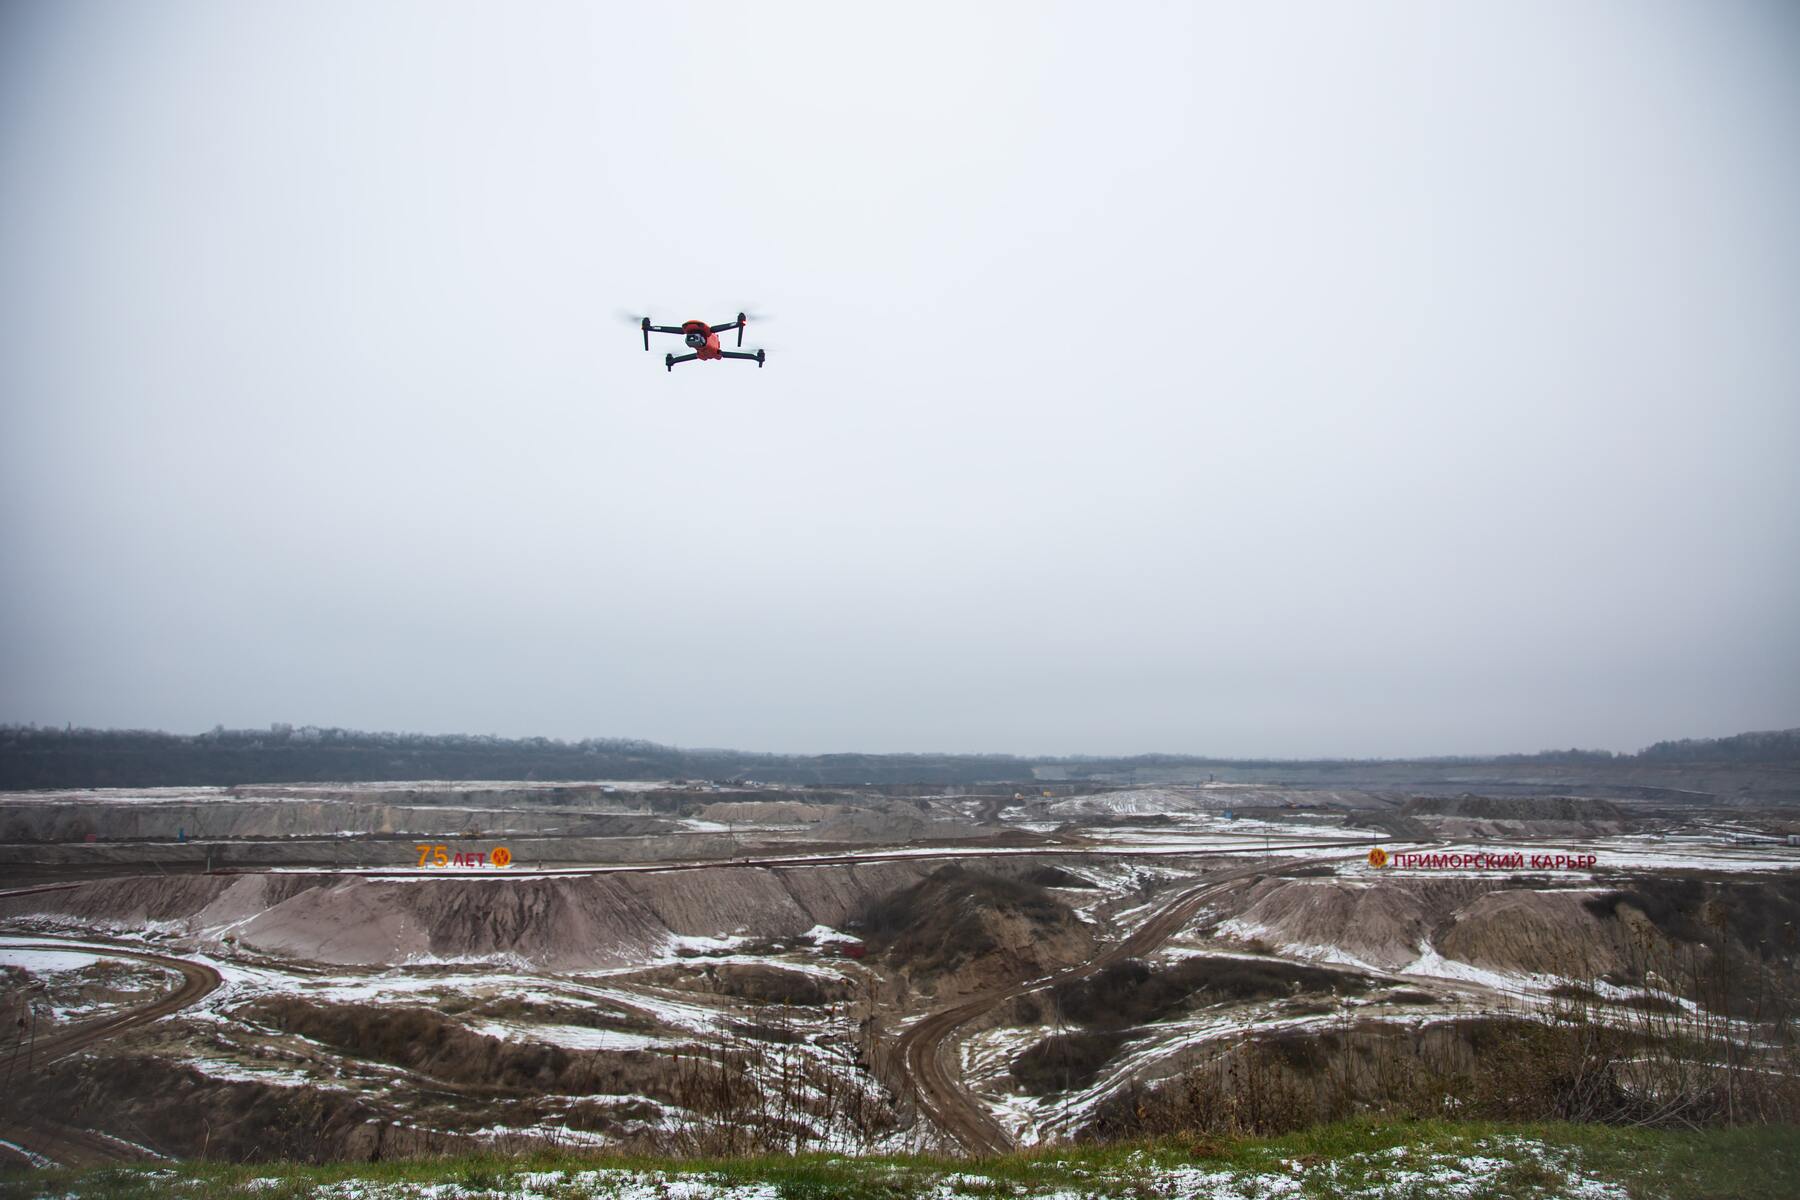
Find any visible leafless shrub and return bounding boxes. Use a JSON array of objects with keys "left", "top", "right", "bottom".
[{"left": 1085, "top": 954, "right": 1800, "bottom": 1143}]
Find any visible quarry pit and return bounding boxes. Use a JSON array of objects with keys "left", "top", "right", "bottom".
[{"left": 3, "top": 776, "right": 1798, "bottom": 1165}]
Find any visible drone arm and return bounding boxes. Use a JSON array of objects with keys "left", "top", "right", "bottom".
[
  {"left": 710, "top": 312, "right": 748, "bottom": 346},
  {"left": 718, "top": 349, "right": 766, "bottom": 368},
  {"left": 666, "top": 352, "right": 699, "bottom": 372},
  {"left": 639, "top": 319, "right": 686, "bottom": 351}
]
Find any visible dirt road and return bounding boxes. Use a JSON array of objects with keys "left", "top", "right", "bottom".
[
  {"left": 0, "top": 839, "right": 1388, "bottom": 898},
  {"left": 192, "top": 837, "right": 1384, "bottom": 882},
  {"left": 894, "top": 856, "right": 1317, "bottom": 1154},
  {"left": 1, "top": 942, "right": 220, "bottom": 1166}
]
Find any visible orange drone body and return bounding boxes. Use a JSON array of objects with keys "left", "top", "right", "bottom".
[
  {"left": 637, "top": 312, "right": 766, "bottom": 371},
  {"left": 682, "top": 320, "right": 724, "bottom": 360}
]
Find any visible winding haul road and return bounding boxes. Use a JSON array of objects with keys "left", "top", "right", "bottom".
[
  {"left": 0, "top": 942, "right": 220, "bottom": 1166},
  {"left": 894, "top": 854, "right": 1348, "bottom": 1154}
]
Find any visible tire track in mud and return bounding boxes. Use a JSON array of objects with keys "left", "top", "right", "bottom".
[
  {"left": 894, "top": 855, "right": 1339, "bottom": 1155},
  {"left": 0, "top": 941, "right": 220, "bottom": 1166},
  {"left": 2, "top": 1120, "right": 153, "bottom": 1167}
]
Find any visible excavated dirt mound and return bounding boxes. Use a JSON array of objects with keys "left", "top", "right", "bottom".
[
  {"left": 1218, "top": 873, "right": 1800, "bottom": 1013},
  {"left": 809, "top": 805, "right": 977, "bottom": 843},
  {"left": 0, "top": 862, "right": 944, "bottom": 970},
  {"left": 1045, "top": 788, "right": 1400, "bottom": 820},
  {"left": 0, "top": 871, "right": 317, "bottom": 926},
  {"left": 1436, "top": 889, "right": 1628, "bottom": 978},
  {"left": 1397, "top": 794, "right": 1635, "bottom": 839},
  {"left": 1401, "top": 795, "right": 1628, "bottom": 821},
  {"left": 695, "top": 801, "right": 827, "bottom": 824},
  {"left": 858, "top": 864, "right": 1094, "bottom": 996},
  {"left": 5, "top": 831, "right": 734, "bottom": 870},
  {"left": 1045, "top": 789, "right": 1204, "bottom": 818},
  {"left": 1214, "top": 877, "right": 1502, "bottom": 969}
]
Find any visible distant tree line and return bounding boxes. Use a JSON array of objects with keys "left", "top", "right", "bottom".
[
  {"left": 0, "top": 723, "right": 1792, "bottom": 791},
  {"left": 0, "top": 725, "right": 1048, "bottom": 789},
  {"left": 1636, "top": 728, "right": 1800, "bottom": 765}
]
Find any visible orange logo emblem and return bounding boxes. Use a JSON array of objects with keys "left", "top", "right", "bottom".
[
  {"left": 1367, "top": 847, "right": 1389, "bottom": 869},
  {"left": 490, "top": 847, "right": 512, "bottom": 868}
]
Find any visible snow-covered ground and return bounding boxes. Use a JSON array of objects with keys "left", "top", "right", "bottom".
[
  {"left": 0, "top": 941, "right": 184, "bottom": 1025},
  {"left": 0, "top": 928, "right": 897, "bottom": 1155},
  {"left": 469, "top": 1020, "right": 670, "bottom": 1052},
  {"left": 1, "top": 946, "right": 106, "bottom": 973},
  {"left": 6, "top": 789, "right": 1796, "bottom": 1160}
]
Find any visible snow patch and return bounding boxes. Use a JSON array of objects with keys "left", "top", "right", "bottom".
[{"left": 467, "top": 1020, "right": 667, "bottom": 1052}]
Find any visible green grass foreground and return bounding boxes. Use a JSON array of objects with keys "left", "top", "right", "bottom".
[{"left": 4, "top": 1121, "right": 1798, "bottom": 1200}]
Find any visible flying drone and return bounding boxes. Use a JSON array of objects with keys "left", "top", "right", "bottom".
[{"left": 636, "top": 312, "right": 766, "bottom": 372}]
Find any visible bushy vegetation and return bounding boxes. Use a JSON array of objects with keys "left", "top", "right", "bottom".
[
  {"left": 1090, "top": 995, "right": 1800, "bottom": 1141},
  {"left": 1007, "top": 957, "right": 1371, "bottom": 1095},
  {"left": 1009, "top": 1030, "right": 1131, "bottom": 1094},
  {"left": 244, "top": 999, "right": 704, "bottom": 1102},
  {"left": 0, "top": 725, "right": 1050, "bottom": 789},
  {"left": 20, "top": 1054, "right": 386, "bottom": 1164},
  {"left": 1020, "top": 865, "right": 1097, "bottom": 889},
  {"left": 5, "top": 1122, "right": 1798, "bottom": 1200},
  {"left": 1052, "top": 957, "right": 1366, "bottom": 1030},
  {"left": 1583, "top": 876, "right": 1800, "bottom": 1022},
  {"left": 1638, "top": 727, "right": 1800, "bottom": 764},
  {"left": 1585, "top": 876, "right": 1800, "bottom": 956},
  {"left": 656, "top": 964, "right": 852, "bottom": 1007}
]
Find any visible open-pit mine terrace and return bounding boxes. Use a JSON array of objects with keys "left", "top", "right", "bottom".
[{"left": 2, "top": 778, "right": 1796, "bottom": 1166}]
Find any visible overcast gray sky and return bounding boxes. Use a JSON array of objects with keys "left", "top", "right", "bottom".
[{"left": 2, "top": 1, "right": 1797, "bottom": 758}]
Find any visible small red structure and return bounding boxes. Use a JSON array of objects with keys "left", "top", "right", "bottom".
[{"left": 838, "top": 941, "right": 867, "bottom": 960}]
